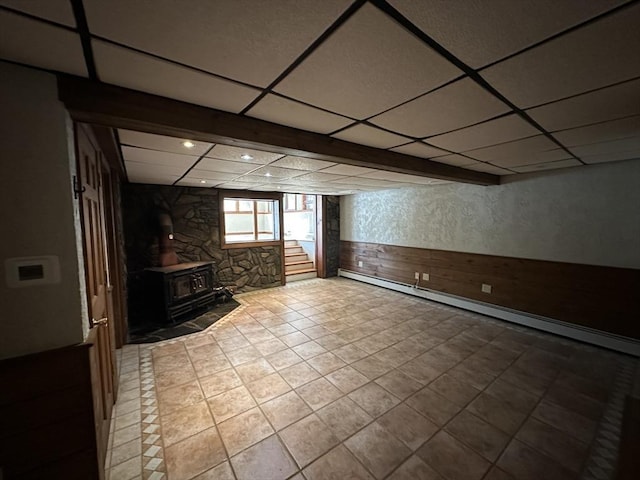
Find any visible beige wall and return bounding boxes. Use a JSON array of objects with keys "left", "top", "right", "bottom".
[
  {"left": 0, "top": 62, "right": 87, "bottom": 360},
  {"left": 341, "top": 159, "right": 640, "bottom": 269}
]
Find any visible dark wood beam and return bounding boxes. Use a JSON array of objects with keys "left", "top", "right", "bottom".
[{"left": 57, "top": 75, "right": 499, "bottom": 186}]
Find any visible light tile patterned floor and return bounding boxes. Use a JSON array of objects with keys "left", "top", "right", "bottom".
[{"left": 104, "top": 278, "right": 638, "bottom": 480}]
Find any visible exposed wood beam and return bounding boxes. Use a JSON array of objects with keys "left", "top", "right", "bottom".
[{"left": 57, "top": 75, "right": 499, "bottom": 186}]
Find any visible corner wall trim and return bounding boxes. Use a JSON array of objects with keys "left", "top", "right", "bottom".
[{"left": 338, "top": 269, "right": 640, "bottom": 357}]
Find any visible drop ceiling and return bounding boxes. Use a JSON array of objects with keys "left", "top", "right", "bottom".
[{"left": 1, "top": 0, "right": 639, "bottom": 194}]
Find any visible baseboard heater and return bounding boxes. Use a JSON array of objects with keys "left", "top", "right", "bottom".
[{"left": 338, "top": 269, "right": 639, "bottom": 357}]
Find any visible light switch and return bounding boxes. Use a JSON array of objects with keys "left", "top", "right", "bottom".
[{"left": 5, "top": 256, "right": 60, "bottom": 288}]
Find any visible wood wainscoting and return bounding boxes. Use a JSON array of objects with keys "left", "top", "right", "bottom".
[
  {"left": 340, "top": 241, "right": 640, "bottom": 339},
  {"left": 0, "top": 339, "right": 103, "bottom": 479}
]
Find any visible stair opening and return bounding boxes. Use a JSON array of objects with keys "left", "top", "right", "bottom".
[{"left": 283, "top": 194, "right": 317, "bottom": 282}]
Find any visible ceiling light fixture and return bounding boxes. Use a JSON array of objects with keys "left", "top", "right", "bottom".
[
  {"left": 240, "top": 154, "right": 253, "bottom": 161},
  {"left": 182, "top": 140, "right": 195, "bottom": 149},
  {"left": 200, "top": 180, "right": 206, "bottom": 184},
  {"left": 264, "top": 172, "right": 272, "bottom": 177}
]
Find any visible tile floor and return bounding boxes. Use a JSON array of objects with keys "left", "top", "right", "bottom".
[{"left": 104, "top": 278, "right": 638, "bottom": 480}]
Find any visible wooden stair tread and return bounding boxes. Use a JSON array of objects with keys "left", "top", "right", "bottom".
[
  {"left": 285, "top": 252, "right": 307, "bottom": 257},
  {"left": 284, "top": 260, "right": 314, "bottom": 266},
  {"left": 285, "top": 268, "right": 317, "bottom": 276}
]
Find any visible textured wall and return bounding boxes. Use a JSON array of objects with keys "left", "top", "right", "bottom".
[
  {"left": 325, "top": 196, "right": 341, "bottom": 276},
  {"left": 341, "top": 160, "right": 640, "bottom": 269}
]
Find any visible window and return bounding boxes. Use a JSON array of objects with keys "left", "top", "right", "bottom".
[
  {"left": 220, "top": 192, "right": 281, "bottom": 248},
  {"left": 284, "top": 193, "right": 311, "bottom": 212}
]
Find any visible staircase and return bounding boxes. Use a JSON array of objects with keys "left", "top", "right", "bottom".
[{"left": 284, "top": 240, "right": 317, "bottom": 281}]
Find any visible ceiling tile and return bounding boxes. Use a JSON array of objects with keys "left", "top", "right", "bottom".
[
  {"left": 246, "top": 94, "right": 353, "bottom": 134},
  {"left": 319, "top": 164, "right": 377, "bottom": 176},
  {"left": 0, "top": 10, "right": 86, "bottom": 76},
  {"left": 569, "top": 137, "right": 640, "bottom": 157},
  {"left": 292, "top": 172, "right": 348, "bottom": 183},
  {"left": 432, "top": 155, "right": 479, "bottom": 167},
  {"left": 388, "top": 0, "right": 625, "bottom": 68},
  {"left": 269, "top": 156, "right": 337, "bottom": 171},
  {"left": 428, "top": 114, "right": 539, "bottom": 152},
  {"left": 206, "top": 145, "right": 284, "bottom": 164},
  {"left": 93, "top": 41, "right": 260, "bottom": 113},
  {"left": 552, "top": 116, "right": 640, "bottom": 147},
  {"left": 525, "top": 78, "right": 640, "bottom": 131},
  {"left": 188, "top": 170, "right": 239, "bottom": 182},
  {"left": 275, "top": 3, "right": 461, "bottom": 119},
  {"left": 218, "top": 182, "right": 262, "bottom": 190},
  {"left": 481, "top": 3, "right": 640, "bottom": 108},
  {"left": 465, "top": 135, "right": 571, "bottom": 167},
  {"left": 244, "top": 166, "right": 303, "bottom": 179},
  {"left": 463, "top": 163, "right": 514, "bottom": 175},
  {"left": 176, "top": 178, "right": 219, "bottom": 187},
  {"left": 330, "top": 177, "right": 399, "bottom": 187},
  {"left": 511, "top": 159, "right": 582, "bottom": 173},
  {"left": 0, "top": 0, "right": 76, "bottom": 26},
  {"left": 390, "top": 142, "right": 449, "bottom": 159},
  {"left": 371, "top": 78, "right": 510, "bottom": 137},
  {"left": 121, "top": 146, "right": 199, "bottom": 168},
  {"left": 125, "top": 161, "right": 188, "bottom": 177},
  {"left": 196, "top": 158, "right": 259, "bottom": 175},
  {"left": 581, "top": 150, "right": 640, "bottom": 165},
  {"left": 84, "top": 0, "right": 351, "bottom": 87},
  {"left": 118, "top": 129, "right": 212, "bottom": 156},
  {"left": 332, "top": 124, "right": 409, "bottom": 149}
]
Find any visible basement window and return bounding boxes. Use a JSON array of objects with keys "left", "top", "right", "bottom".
[{"left": 220, "top": 191, "right": 281, "bottom": 248}]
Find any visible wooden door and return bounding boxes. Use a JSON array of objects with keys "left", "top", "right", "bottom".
[{"left": 77, "top": 125, "right": 116, "bottom": 473}]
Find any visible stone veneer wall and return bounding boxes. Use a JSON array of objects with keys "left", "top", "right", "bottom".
[
  {"left": 122, "top": 184, "right": 283, "bottom": 291},
  {"left": 325, "top": 195, "right": 340, "bottom": 277}
]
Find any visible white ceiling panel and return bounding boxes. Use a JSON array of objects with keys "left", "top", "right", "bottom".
[
  {"left": 481, "top": 3, "right": 640, "bottom": 108},
  {"left": 275, "top": 3, "right": 461, "bottom": 119},
  {"left": 511, "top": 159, "right": 582, "bottom": 174},
  {"left": 465, "top": 135, "right": 571, "bottom": 167},
  {"left": 371, "top": 78, "right": 509, "bottom": 137},
  {"left": 0, "top": 0, "right": 76, "bottom": 26},
  {"left": 292, "top": 172, "right": 348, "bottom": 183},
  {"left": 552, "top": 116, "right": 640, "bottom": 147},
  {"left": 0, "top": 10, "right": 86, "bottom": 76},
  {"left": 390, "top": 142, "right": 449, "bottom": 159},
  {"left": 176, "top": 178, "right": 220, "bottom": 187},
  {"left": 463, "top": 163, "right": 514, "bottom": 175},
  {"left": 93, "top": 41, "right": 260, "bottom": 113},
  {"left": 206, "top": 145, "right": 283, "bottom": 164},
  {"left": 246, "top": 94, "right": 353, "bottom": 134},
  {"left": 332, "top": 124, "right": 409, "bottom": 149},
  {"left": 330, "top": 177, "right": 399, "bottom": 187},
  {"left": 388, "top": 0, "right": 625, "bottom": 68},
  {"left": 431, "top": 155, "right": 479, "bottom": 167},
  {"left": 84, "top": 0, "right": 351, "bottom": 87},
  {"left": 118, "top": 129, "right": 212, "bottom": 156},
  {"left": 581, "top": 150, "right": 640, "bottom": 165},
  {"left": 245, "top": 166, "right": 303, "bottom": 179},
  {"left": 428, "top": 114, "right": 539, "bottom": 152},
  {"left": 125, "top": 161, "right": 188, "bottom": 177},
  {"left": 569, "top": 137, "right": 640, "bottom": 157},
  {"left": 269, "top": 156, "right": 337, "bottom": 171},
  {"left": 121, "top": 146, "right": 199, "bottom": 168},
  {"left": 320, "top": 165, "right": 377, "bottom": 176},
  {"left": 525, "top": 79, "right": 640, "bottom": 132},
  {"left": 187, "top": 170, "right": 239, "bottom": 182},
  {"left": 218, "top": 182, "right": 262, "bottom": 190},
  {"left": 196, "top": 158, "right": 259, "bottom": 175}
]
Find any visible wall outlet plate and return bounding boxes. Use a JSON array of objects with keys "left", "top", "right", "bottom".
[
  {"left": 422, "top": 273, "right": 429, "bottom": 281},
  {"left": 482, "top": 283, "right": 492, "bottom": 294},
  {"left": 414, "top": 272, "right": 420, "bottom": 280},
  {"left": 358, "top": 260, "right": 363, "bottom": 267}
]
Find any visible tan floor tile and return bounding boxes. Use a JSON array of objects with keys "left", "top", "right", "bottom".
[
  {"left": 208, "top": 385, "right": 256, "bottom": 423},
  {"left": 445, "top": 409, "right": 510, "bottom": 462},
  {"left": 192, "top": 353, "right": 233, "bottom": 377},
  {"left": 301, "top": 325, "right": 332, "bottom": 339},
  {"left": 192, "top": 461, "right": 235, "bottom": 480},
  {"left": 345, "top": 421, "right": 410, "bottom": 479},
  {"left": 112, "top": 423, "right": 141, "bottom": 448},
  {"left": 217, "top": 335, "right": 251, "bottom": 352},
  {"left": 484, "top": 466, "right": 515, "bottom": 480},
  {"left": 225, "top": 345, "right": 262, "bottom": 367},
  {"left": 160, "top": 401, "right": 214, "bottom": 447},
  {"left": 110, "top": 438, "right": 142, "bottom": 467},
  {"left": 199, "top": 368, "right": 242, "bottom": 398},
  {"left": 378, "top": 404, "right": 438, "bottom": 451},
  {"left": 109, "top": 455, "right": 141, "bottom": 480},
  {"left": 293, "top": 341, "right": 328, "bottom": 360},
  {"left": 333, "top": 344, "right": 369, "bottom": 363},
  {"left": 308, "top": 352, "right": 347, "bottom": 375},
  {"left": 280, "top": 362, "right": 321, "bottom": 388},
  {"left": 261, "top": 391, "right": 312, "bottom": 431},
  {"left": 154, "top": 362, "right": 197, "bottom": 391},
  {"left": 316, "top": 397, "right": 372, "bottom": 441},
  {"left": 231, "top": 435, "right": 297, "bottom": 480},
  {"left": 187, "top": 342, "right": 223, "bottom": 361},
  {"left": 153, "top": 351, "right": 190, "bottom": 373},
  {"left": 326, "top": 366, "right": 369, "bottom": 393},
  {"left": 268, "top": 324, "right": 298, "bottom": 336},
  {"left": 372, "top": 345, "right": 415, "bottom": 368},
  {"left": 467, "top": 392, "right": 527, "bottom": 435},
  {"left": 151, "top": 342, "right": 186, "bottom": 359},
  {"left": 116, "top": 398, "right": 141, "bottom": 417},
  {"left": 516, "top": 417, "right": 589, "bottom": 472},
  {"left": 183, "top": 333, "right": 216, "bottom": 350},
  {"left": 447, "top": 361, "right": 496, "bottom": 390},
  {"left": 291, "top": 318, "right": 317, "bottom": 330},
  {"left": 406, "top": 387, "right": 461, "bottom": 426},
  {"left": 281, "top": 331, "right": 312, "bottom": 347},
  {"left": 387, "top": 455, "right": 444, "bottom": 480},
  {"left": 532, "top": 399, "right": 597, "bottom": 442},
  {"left": 429, "top": 373, "right": 480, "bottom": 407},
  {"left": 485, "top": 378, "right": 541, "bottom": 414},
  {"left": 304, "top": 445, "right": 374, "bottom": 480},
  {"left": 417, "top": 430, "right": 491, "bottom": 480},
  {"left": 398, "top": 358, "right": 441, "bottom": 384},
  {"left": 375, "top": 369, "right": 424, "bottom": 399},
  {"left": 246, "top": 372, "right": 291, "bottom": 403},
  {"left": 353, "top": 356, "right": 393, "bottom": 380},
  {"left": 157, "top": 380, "right": 204, "bottom": 416},
  {"left": 297, "top": 377, "right": 343, "bottom": 410},
  {"left": 544, "top": 384, "right": 605, "bottom": 421},
  {"left": 497, "top": 439, "right": 575, "bottom": 480},
  {"left": 313, "top": 333, "right": 348, "bottom": 350},
  {"left": 235, "top": 358, "right": 276, "bottom": 383},
  {"left": 254, "top": 337, "right": 288, "bottom": 355},
  {"left": 165, "top": 427, "right": 226, "bottom": 479},
  {"left": 217, "top": 407, "right": 274, "bottom": 456},
  {"left": 280, "top": 413, "right": 340, "bottom": 468},
  {"left": 348, "top": 382, "right": 400, "bottom": 417},
  {"left": 265, "top": 348, "right": 303, "bottom": 370},
  {"left": 115, "top": 409, "right": 142, "bottom": 431},
  {"left": 244, "top": 329, "right": 278, "bottom": 345},
  {"left": 499, "top": 366, "right": 551, "bottom": 396}
]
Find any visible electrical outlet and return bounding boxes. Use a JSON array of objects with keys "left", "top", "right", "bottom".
[
  {"left": 414, "top": 272, "right": 420, "bottom": 280},
  {"left": 422, "top": 273, "right": 430, "bottom": 281},
  {"left": 481, "top": 283, "right": 492, "bottom": 294},
  {"left": 358, "top": 261, "right": 363, "bottom": 267}
]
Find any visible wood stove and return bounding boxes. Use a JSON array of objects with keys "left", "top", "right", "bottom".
[{"left": 145, "top": 261, "right": 217, "bottom": 323}]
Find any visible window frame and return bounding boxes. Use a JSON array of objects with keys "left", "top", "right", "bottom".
[{"left": 219, "top": 190, "right": 283, "bottom": 249}]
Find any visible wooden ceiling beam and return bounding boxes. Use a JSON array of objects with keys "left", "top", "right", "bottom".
[{"left": 57, "top": 75, "right": 499, "bottom": 186}]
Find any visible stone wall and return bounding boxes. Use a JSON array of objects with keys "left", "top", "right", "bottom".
[
  {"left": 325, "top": 195, "right": 340, "bottom": 277},
  {"left": 122, "top": 184, "right": 283, "bottom": 292}
]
